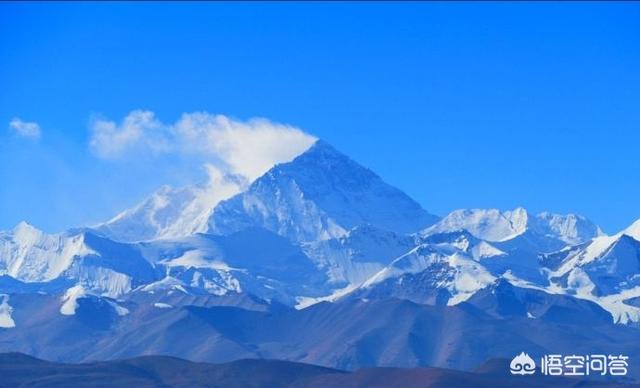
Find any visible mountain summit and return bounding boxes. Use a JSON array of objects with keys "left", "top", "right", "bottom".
[
  {"left": 95, "top": 167, "right": 247, "bottom": 243},
  {"left": 208, "top": 140, "right": 439, "bottom": 242},
  {"left": 96, "top": 140, "right": 438, "bottom": 244},
  {"left": 422, "top": 207, "right": 601, "bottom": 252}
]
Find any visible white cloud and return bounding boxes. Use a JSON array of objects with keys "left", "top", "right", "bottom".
[
  {"left": 89, "top": 110, "right": 317, "bottom": 181},
  {"left": 9, "top": 118, "right": 41, "bottom": 140},
  {"left": 89, "top": 110, "right": 169, "bottom": 158}
]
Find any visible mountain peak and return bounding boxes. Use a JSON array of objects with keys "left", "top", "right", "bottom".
[
  {"left": 95, "top": 168, "right": 245, "bottom": 243},
  {"left": 277, "top": 139, "right": 375, "bottom": 182},
  {"left": 303, "top": 138, "right": 335, "bottom": 152},
  {"left": 209, "top": 140, "right": 438, "bottom": 241},
  {"left": 533, "top": 211, "right": 603, "bottom": 245},
  {"left": 11, "top": 221, "right": 42, "bottom": 242},
  {"left": 423, "top": 207, "right": 600, "bottom": 249},
  {"left": 425, "top": 208, "right": 529, "bottom": 242},
  {"left": 13, "top": 220, "right": 36, "bottom": 231},
  {"left": 296, "top": 139, "right": 345, "bottom": 160},
  {"left": 623, "top": 218, "right": 640, "bottom": 241}
]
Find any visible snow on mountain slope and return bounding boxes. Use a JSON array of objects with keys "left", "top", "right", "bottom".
[
  {"left": 536, "top": 211, "right": 604, "bottom": 245},
  {"left": 0, "top": 222, "right": 95, "bottom": 282},
  {"left": 296, "top": 230, "right": 504, "bottom": 309},
  {"left": 484, "top": 218, "right": 640, "bottom": 323},
  {"left": 0, "top": 224, "right": 156, "bottom": 298},
  {"left": 424, "top": 208, "right": 529, "bottom": 242},
  {"left": 354, "top": 233, "right": 498, "bottom": 306},
  {"left": 137, "top": 276, "right": 189, "bottom": 294},
  {"left": 416, "top": 230, "right": 507, "bottom": 260},
  {"left": 59, "top": 284, "right": 130, "bottom": 317},
  {"left": 0, "top": 294, "right": 15, "bottom": 328},
  {"left": 208, "top": 140, "right": 439, "bottom": 242},
  {"left": 3, "top": 221, "right": 331, "bottom": 306},
  {"left": 624, "top": 219, "right": 640, "bottom": 240},
  {"left": 96, "top": 166, "right": 247, "bottom": 243},
  {"left": 546, "top": 219, "right": 640, "bottom": 296},
  {"left": 59, "top": 284, "right": 88, "bottom": 315},
  {"left": 503, "top": 268, "right": 640, "bottom": 325},
  {"left": 422, "top": 208, "right": 601, "bottom": 253},
  {"left": 302, "top": 225, "right": 416, "bottom": 286},
  {"left": 60, "top": 232, "right": 156, "bottom": 297},
  {"left": 138, "top": 228, "right": 331, "bottom": 304},
  {"left": 419, "top": 230, "right": 547, "bottom": 285}
]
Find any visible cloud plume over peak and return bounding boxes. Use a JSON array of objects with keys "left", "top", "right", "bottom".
[{"left": 89, "top": 110, "right": 317, "bottom": 181}]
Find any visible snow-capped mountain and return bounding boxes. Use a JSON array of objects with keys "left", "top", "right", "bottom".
[
  {"left": 0, "top": 137, "right": 640, "bottom": 376},
  {"left": 1, "top": 222, "right": 92, "bottom": 282},
  {"left": 0, "top": 223, "right": 156, "bottom": 298},
  {"left": 302, "top": 225, "right": 416, "bottom": 286},
  {"left": 532, "top": 218, "right": 640, "bottom": 323},
  {"left": 0, "top": 139, "right": 633, "bottom": 321},
  {"left": 208, "top": 140, "right": 439, "bottom": 242},
  {"left": 1, "top": 222, "right": 334, "bottom": 308},
  {"left": 96, "top": 166, "right": 247, "bottom": 243},
  {"left": 2, "top": 136, "right": 640, "bottom": 374},
  {"left": 137, "top": 228, "right": 331, "bottom": 304},
  {"left": 350, "top": 230, "right": 500, "bottom": 306},
  {"left": 424, "top": 208, "right": 530, "bottom": 242},
  {"left": 422, "top": 207, "right": 602, "bottom": 253}
]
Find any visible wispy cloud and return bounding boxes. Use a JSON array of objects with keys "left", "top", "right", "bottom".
[
  {"left": 89, "top": 110, "right": 168, "bottom": 158},
  {"left": 89, "top": 110, "right": 317, "bottom": 181},
  {"left": 9, "top": 118, "right": 41, "bottom": 140}
]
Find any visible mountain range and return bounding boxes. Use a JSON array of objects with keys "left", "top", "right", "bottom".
[{"left": 1, "top": 139, "right": 639, "bottom": 380}]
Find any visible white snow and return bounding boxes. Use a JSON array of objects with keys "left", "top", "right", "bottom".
[
  {"left": 60, "top": 285, "right": 87, "bottom": 315},
  {"left": 470, "top": 241, "right": 506, "bottom": 260},
  {"left": 295, "top": 284, "right": 358, "bottom": 310},
  {"left": 623, "top": 219, "right": 640, "bottom": 240},
  {"left": 153, "top": 302, "right": 173, "bottom": 309},
  {"left": 422, "top": 208, "right": 600, "bottom": 246},
  {"left": 445, "top": 254, "right": 497, "bottom": 305},
  {"left": 59, "top": 285, "right": 129, "bottom": 316},
  {"left": 138, "top": 276, "right": 189, "bottom": 294},
  {"left": 67, "top": 266, "right": 133, "bottom": 298},
  {"left": 208, "top": 140, "right": 438, "bottom": 242},
  {"left": 356, "top": 244, "right": 496, "bottom": 306},
  {"left": 424, "top": 208, "right": 530, "bottom": 242},
  {"left": 505, "top": 262, "right": 640, "bottom": 324},
  {"left": 537, "top": 212, "right": 604, "bottom": 245},
  {"left": 107, "top": 300, "right": 130, "bottom": 316},
  {"left": 302, "top": 225, "right": 413, "bottom": 286},
  {"left": 554, "top": 234, "right": 619, "bottom": 277},
  {"left": 96, "top": 166, "right": 247, "bottom": 243},
  {"left": 0, "top": 294, "right": 16, "bottom": 328},
  {"left": 162, "top": 249, "right": 237, "bottom": 271},
  {"left": 566, "top": 267, "right": 597, "bottom": 297},
  {"left": 0, "top": 223, "right": 95, "bottom": 282}
]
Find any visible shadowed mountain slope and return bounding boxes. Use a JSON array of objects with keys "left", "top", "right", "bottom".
[{"left": 0, "top": 353, "right": 634, "bottom": 388}]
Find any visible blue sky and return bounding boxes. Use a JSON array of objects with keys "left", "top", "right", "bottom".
[{"left": 1, "top": 2, "right": 639, "bottom": 233}]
